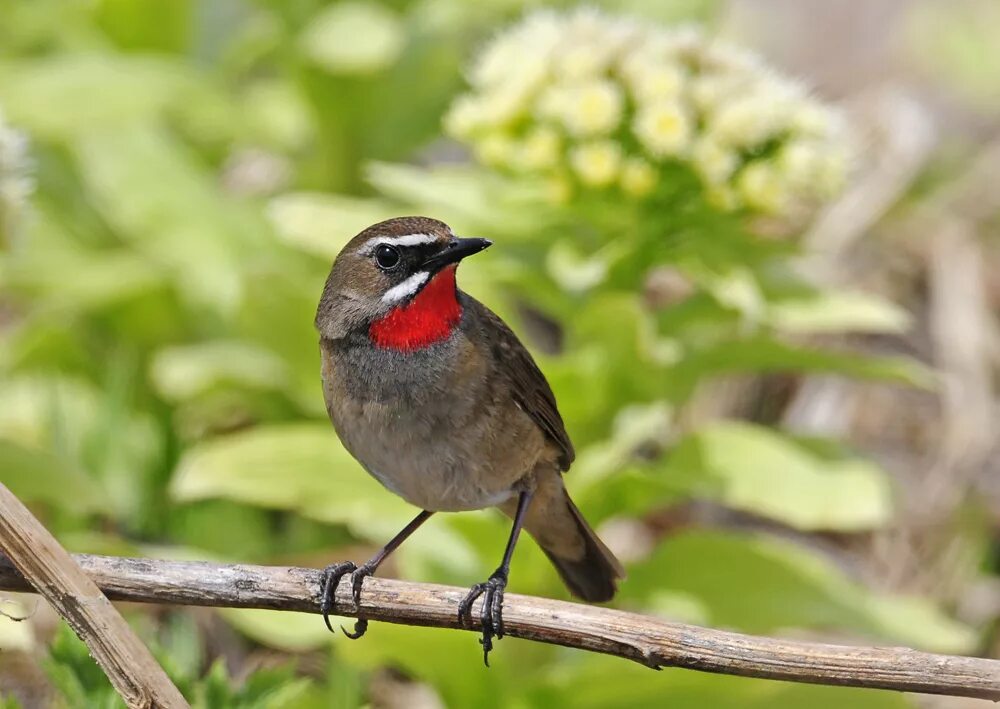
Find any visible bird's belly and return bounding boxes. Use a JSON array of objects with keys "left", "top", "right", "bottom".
[
  {"left": 334, "top": 408, "right": 521, "bottom": 511},
  {"left": 366, "top": 461, "right": 516, "bottom": 512}
]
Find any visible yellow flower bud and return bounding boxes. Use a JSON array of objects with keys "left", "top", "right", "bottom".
[
  {"left": 691, "top": 137, "right": 737, "bottom": 185},
  {"left": 570, "top": 140, "right": 622, "bottom": 187},
  {"left": 791, "top": 103, "right": 838, "bottom": 138},
  {"left": 448, "top": 8, "right": 849, "bottom": 219},
  {"left": 479, "top": 83, "right": 533, "bottom": 128},
  {"left": 738, "top": 162, "right": 789, "bottom": 214},
  {"left": 513, "top": 126, "right": 562, "bottom": 171},
  {"left": 535, "top": 85, "right": 569, "bottom": 122},
  {"left": 620, "top": 157, "right": 657, "bottom": 197},
  {"left": 633, "top": 101, "right": 692, "bottom": 157},
  {"left": 710, "top": 93, "right": 787, "bottom": 148},
  {"left": 564, "top": 80, "right": 623, "bottom": 136},
  {"left": 474, "top": 133, "right": 516, "bottom": 168},
  {"left": 443, "top": 95, "right": 483, "bottom": 139},
  {"left": 689, "top": 74, "right": 744, "bottom": 113},
  {"left": 471, "top": 11, "right": 560, "bottom": 88},
  {"left": 778, "top": 140, "right": 821, "bottom": 186},
  {"left": 625, "top": 64, "right": 685, "bottom": 103},
  {"left": 555, "top": 45, "right": 608, "bottom": 81}
]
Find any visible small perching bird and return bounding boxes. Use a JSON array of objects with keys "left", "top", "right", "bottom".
[{"left": 314, "top": 216, "right": 624, "bottom": 663}]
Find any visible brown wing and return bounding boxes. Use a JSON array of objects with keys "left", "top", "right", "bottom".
[{"left": 467, "top": 297, "right": 575, "bottom": 470}]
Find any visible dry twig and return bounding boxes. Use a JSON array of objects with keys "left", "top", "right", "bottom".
[
  {"left": 0, "top": 552, "right": 997, "bottom": 700},
  {"left": 0, "top": 484, "right": 188, "bottom": 709}
]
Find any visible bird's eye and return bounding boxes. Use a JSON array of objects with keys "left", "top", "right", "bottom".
[{"left": 374, "top": 244, "right": 401, "bottom": 270}]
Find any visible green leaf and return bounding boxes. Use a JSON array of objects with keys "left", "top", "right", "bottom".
[
  {"left": 365, "top": 162, "right": 549, "bottom": 237},
  {"left": 342, "top": 621, "right": 535, "bottom": 708},
  {"left": 299, "top": 1, "right": 405, "bottom": 75},
  {"left": 0, "top": 54, "right": 196, "bottom": 140},
  {"left": 150, "top": 341, "right": 290, "bottom": 402},
  {"left": 195, "top": 661, "right": 233, "bottom": 708},
  {"left": 234, "top": 266, "right": 329, "bottom": 412},
  {"left": 545, "top": 239, "right": 631, "bottom": 294},
  {"left": 661, "top": 422, "right": 893, "bottom": 531},
  {"left": 0, "top": 374, "right": 160, "bottom": 521},
  {"left": 767, "top": 291, "right": 911, "bottom": 334},
  {"left": 219, "top": 608, "right": 332, "bottom": 653},
  {"left": 93, "top": 0, "right": 192, "bottom": 54},
  {"left": 701, "top": 266, "right": 765, "bottom": 324},
  {"left": 0, "top": 375, "right": 99, "bottom": 455},
  {"left": 0, "top": 249, "right": 166, "bottom": 313},
  {"left": 0, "top": 694, "right": 24, "bottom": 709},
  {"left": 239, "top": 79, "right": 313, "bottom": 151},
  {"left": 170, "top": 424, "right": 480, "bottom": 571},
  {"left": 170, "top": 424, "right": 409, "bottom": 533},
  {"left": 674, "top": 337, "right": 934, "bottom": 388},
  {"left": 73, "top": 124, "right": 273, "bottom": 313},
  {"left": 0, "top": 439, "right": 106, "bottom": 514},
  {"left": 623, "top": 531, "right": 975, "bottom": 654},
  {"left": 240, "top": 668, "right": 313, "bottom": 709},
  {"left": 544, "top": 652, "right": 912, "bottom": 709},
  {"left": 44, "top": 625, "right": 123, "bottom": 708},
  {"left": 571, "top": 402, "right": 673, "bottom": 491},
  {"left": 267, "top": 192, "right": 399, "bottom": 261}
]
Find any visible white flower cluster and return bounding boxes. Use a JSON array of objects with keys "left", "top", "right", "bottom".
[
  {"left": 0, "top": 108, "right": 33, "bottom": 245},
  {"left": 445, "top": 9, "right": 848, "bottom": 218}
]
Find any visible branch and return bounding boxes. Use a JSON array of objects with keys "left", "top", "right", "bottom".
[
  {"left": 0, "top": 485, "right": 188, "bottom": 709},
  {"left": 1, "top": 553, "right": 997, "bottom": 699}
]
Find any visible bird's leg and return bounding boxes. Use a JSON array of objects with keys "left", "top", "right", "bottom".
[
  {"left": 459, "top": 490, "right": 533, "bottom": 666},
  {"left": 321, "top": 509, "right": 434, "bottom": 639}
]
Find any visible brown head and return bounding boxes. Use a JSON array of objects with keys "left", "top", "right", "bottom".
[{"left": 315, "top": 216, "right": 491, "bottom": 345}]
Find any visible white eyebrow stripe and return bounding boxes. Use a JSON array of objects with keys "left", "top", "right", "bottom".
[
  {"left": 382, "top": 270, "right": 429, "bottom": 304},
  {"left": 358, "top": 233, "right": 437, "bottom": 254}
]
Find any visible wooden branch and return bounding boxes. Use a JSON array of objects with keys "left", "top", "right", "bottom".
[
  {"left": 1, "top": 552, "right": 997, "bottom": 699},
  {"left": 0, "top": 485, "right": 188, "bottom": 709}
]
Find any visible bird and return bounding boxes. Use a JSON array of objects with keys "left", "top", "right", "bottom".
[{"left": 314, "top": 216, "right": 624, "bottom": 663}]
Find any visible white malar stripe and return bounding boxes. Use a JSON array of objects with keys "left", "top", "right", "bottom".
[
  {"left": 382, "top": 270, "right": 429, "bottom": 304},
  {"left": 358, "top": 233, "right": 437, "bottom": 254}
]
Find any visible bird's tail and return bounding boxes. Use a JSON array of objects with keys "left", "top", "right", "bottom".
[{"left": 517, "top": 476, "right": 625, "bottom": 602}]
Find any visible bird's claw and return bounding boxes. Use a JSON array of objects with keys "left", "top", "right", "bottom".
[
  {"left": 458, "top": 571, "right": 508, "bottom": 666},
  {"left": 320, "top": 561, "right": 357, "bottom": 633},
  {"left": 341, "top": 563, "right": 376, "bottom": 639},
  {"left": 320, "top": 561, "right": 378, "bottom": 639}
]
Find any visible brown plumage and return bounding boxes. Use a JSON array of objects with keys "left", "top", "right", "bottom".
[{"left": 314, "top": 216, "right": 624, "bottom": 662}]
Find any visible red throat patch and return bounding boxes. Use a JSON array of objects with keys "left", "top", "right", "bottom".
[{"left": 369, "top": 266, "right": 461, "bottom": 351}]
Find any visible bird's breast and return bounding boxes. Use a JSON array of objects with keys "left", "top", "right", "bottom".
[{"left": 320, "top": 329, "right": 547, "bottom": 511}]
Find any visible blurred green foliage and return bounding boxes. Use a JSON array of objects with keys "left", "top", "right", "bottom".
[
  {"left": 40, "top": 624, "right": 319, "bottom": 709},
  {"left": 0, "top": 0, "right": 983, "bottom": 707}
]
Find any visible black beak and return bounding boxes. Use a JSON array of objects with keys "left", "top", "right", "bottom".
[{"left": 422, "top": 237, "right": 492, "bottom": 271}]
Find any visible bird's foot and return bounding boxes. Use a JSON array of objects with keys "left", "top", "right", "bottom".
[
  {"left": 319, "top": 561, "right": 375, "bottom": 640},
  {"left": 319, "top": 561, "right": 379, "bottom": 640},
  {"left": 458, "top": 570, "right": 508, "bottom": 667},
  {"left": 341, "top": 563, "right": 377, "bottom": 639},
  {"left": 319, "top": 561, "right": 356, "bottom": 633}
]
